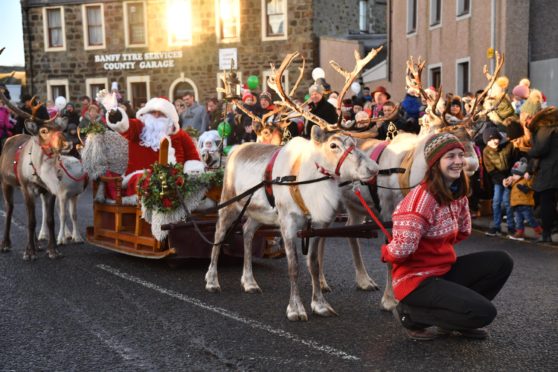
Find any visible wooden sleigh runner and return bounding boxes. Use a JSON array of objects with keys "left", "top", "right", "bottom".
[{"left": 85, "top": 138, "right": 265, "bottom": 260}]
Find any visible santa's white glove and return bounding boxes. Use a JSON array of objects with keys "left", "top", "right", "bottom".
[{"left": 106, "top": 107, "right": 129, "bottom": 133}]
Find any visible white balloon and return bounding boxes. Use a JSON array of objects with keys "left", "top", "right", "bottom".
[
  {"left": 54, "top": 96, "right": 67, "bottom": 111},
  {"left": 312, "top": 67, "right": 325, "bottom": 81},
  {"left": 351, "top": 82, "right": 361, "bottom": 94}
]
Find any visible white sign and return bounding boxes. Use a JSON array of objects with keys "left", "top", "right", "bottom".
[
  {"left": 94, "top": 51, "right": 184, "bottom": 71},
  {"left": 219, "top": 48, "right": 238, "bottom": 70}
]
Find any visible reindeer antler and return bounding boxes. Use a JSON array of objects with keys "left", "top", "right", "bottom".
[
  {"left": 268, "top": 52, "right": 338, "bottom": 131},
  {"left": 470, "top": 52, "right": 505, "bottom": 121},
  {"left": 330, "top": 46, "right": 383, "bottom": 122}
]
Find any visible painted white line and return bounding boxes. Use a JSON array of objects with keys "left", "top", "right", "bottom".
[
  {"left": 97, "top": 264, "right": 360, "bottom": 361},
  {"left": 0, "top": 209, "right": 26, "bottom": 231}
]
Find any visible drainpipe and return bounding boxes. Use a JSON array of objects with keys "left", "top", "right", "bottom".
[
  {"left": 490, "top": 0, "right": 496, "bottom": 73},
  {"left": 24, "top": 4, "right": 34, "bottom": 95}
]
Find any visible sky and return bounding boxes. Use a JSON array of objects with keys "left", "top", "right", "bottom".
[{"left": 0, "top": 0, "right": 25, "bottom": 66}]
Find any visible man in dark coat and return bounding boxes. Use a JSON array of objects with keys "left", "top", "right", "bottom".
[
  {"left": 303, "top": 83, "right": 338, "bottom": 139},
  {"left": 527, "top": 107, "right": 558, "bottom": 243}
]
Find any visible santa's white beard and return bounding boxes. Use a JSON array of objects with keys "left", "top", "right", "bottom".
[{"left": 140, "top": 115, "right": 173, "bottom": 151}]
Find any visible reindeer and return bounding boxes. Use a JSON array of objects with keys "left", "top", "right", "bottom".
[
  {"left": 0, "top": 88, "right": 71, "bottom": 260},
  {"left": 316, "top": 54, "right": 505, "bottom": 311},
  {"left": 205, "top": 52, "right": 380, "bottom": 321},
  {"left": 37, "top": 154, "right": 88, "bottom": 244}
]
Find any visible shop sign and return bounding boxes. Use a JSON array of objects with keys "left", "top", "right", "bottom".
[{"left": 94, "top": 51, "right": 184, "bottom": 70}]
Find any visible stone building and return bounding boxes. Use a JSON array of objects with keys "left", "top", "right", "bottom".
[
  {"left": 21, "top": 0, "right": 372, "bottom": 110},
  {"left": 363, "top": 0, "right": 558, "bottom": 106}
]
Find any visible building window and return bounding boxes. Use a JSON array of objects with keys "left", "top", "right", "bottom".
[
  {"left": 124, "top": 1, "right": 147, "bottom": 47},
  {"left": 46, "top": 79, "right": 69, "bottom": 101},
  {"left": 456, "top": 59, "right": 470, "bottom": 96},
  {"left": 457, "top": 0, "right": 471, "bottom": 17},
  {"left": 429, "top": 0, "right": 441, "bottom": 27},
  {"left": 407, "top": 0, "right": 418, "bottom": 35},
  {"left": 262, "top": 0, "right": 287, "bottom": 41},
  {"left": 428, "top": 64, "right": 442, "bottom": 89},
  {"left": 43, "top": 7, "right": 66, "bottom": 51},
  {"left": 82, "top": 4, "right": 105, "bottom": 50},
  {"left": 127, "top": 76, "right": 151, "bottom": 111},
  {"left": 167, "top": 0, "right": 192, "bottom": 46},
  {"left": 216, "top": 0, "right": 240, "bottom": 42},
  {"left": 262, "top": 69, "right": 289, "bottom": 94},
  {"left": 85, "top": 78, "right": 108, "bottom": 101},
  {"left": 216, "top": 72, "right": 243, "bottom": 100}
]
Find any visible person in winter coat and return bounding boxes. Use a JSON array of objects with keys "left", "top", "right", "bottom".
[
  {"left": 482, "top": 127, "right": 518, "bottom": 237},
  {"left": 527, "top": 107, "right": 558, "bottom": 243},
  {"left": 503, "top": 157, "right": 543, "bottom": 241},
  {"left": 383, "top": 133, "right": 513, "bottom": 341},
  {"left": 303, "top": 84, "right": 338, "bottom": 139}
]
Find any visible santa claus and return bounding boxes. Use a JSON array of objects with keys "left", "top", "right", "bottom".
[{"left": 106, "top": 97, "right": 200, "bottom": 196}]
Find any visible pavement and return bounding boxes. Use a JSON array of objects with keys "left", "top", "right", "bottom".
[{"left": 471, "top": 213, "right": 558, "bottom": 246}]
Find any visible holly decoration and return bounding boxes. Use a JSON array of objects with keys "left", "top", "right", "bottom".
[
  {"left": 138, "top": 163, "right": 224, "bottom": 213},
  {"left": 79, "top": 121, "right": 106, "bottom": 136},
  {"left": 183, "top": 126, "right": 200, "bottom": 139}
]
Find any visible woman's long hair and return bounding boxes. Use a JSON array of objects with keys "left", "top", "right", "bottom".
[{"left": 424, "top": 159, "right": 470, "bottom": 205}]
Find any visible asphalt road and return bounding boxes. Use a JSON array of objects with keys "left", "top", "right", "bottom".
[{"left": 1, "top": 188, "right": 557, "bottom": 371}]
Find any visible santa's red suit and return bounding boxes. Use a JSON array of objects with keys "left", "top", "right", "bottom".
[{"left": 106, "top": 98, "right": 200, "bottom": 196}]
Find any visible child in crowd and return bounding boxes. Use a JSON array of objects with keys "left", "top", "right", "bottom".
[
  {"left": 504, "top": 158, "right": 543, "bottom": 240},
  {"left": 482, "top": 127, "right": 517, "bottom": 237}
]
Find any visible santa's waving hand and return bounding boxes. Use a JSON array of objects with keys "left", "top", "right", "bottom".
[{"left": 106, "top": 97, "right": 200, "bottom": 197}]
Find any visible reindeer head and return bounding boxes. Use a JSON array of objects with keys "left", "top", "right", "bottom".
[{"left": 311, "top": 126, "right": 378, "bottom": 183}]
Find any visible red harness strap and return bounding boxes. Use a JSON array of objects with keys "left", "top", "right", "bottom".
[
  {"left": 334, "top": 145, "right": 355, "bottom": 177},
  {"left": 264, "top": 148, "right": 282, "bottom": 208},
  {"left": 13, "top": 144, "right": 25, "bottom": 184},
  {"left": 367, "top": 141, "right": 389, "bottom": 185}
]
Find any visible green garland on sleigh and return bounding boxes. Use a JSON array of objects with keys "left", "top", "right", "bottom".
[
  {"left": 79, "top": 121, "right": 106, "bottom": 136},
  {"left": 137, "top": 163, "right": 224, "bottom": 213}
]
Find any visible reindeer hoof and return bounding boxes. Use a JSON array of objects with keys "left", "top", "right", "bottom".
[
  {"left": 72, "top": 237, "right": 84, "bottom": 244},
  {"left": 287, "top": 304, "right": 308, "bottom": 321},
  {"left": 48, "top": 250, "right": 63, "bottom": 259},
  {"left": 1, "top": 245, "right": 11, "bottom": 253},
  {"left": 205, "top": 284, "right": 221, "bottom": 293},
  {"left": 23, "top": 252, "right": 37, "bottom": 261},
  {"left": 356, "top": 281, "right": 380, "bottom": 291},
  {"left": 380, "top": 296, "right": 398, "bottom": 311},
  {"left": 311, "top": 301, "right": 338, "bottom": 317},
  {"left": 242, "top": 284, "right": 262, "bottom": 294}
]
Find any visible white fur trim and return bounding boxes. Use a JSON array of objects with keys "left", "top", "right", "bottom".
[
  {"left": 122, "top": 170, "right": 145, "bottom": 188},
  {"left": 184, "top": 160, "right": 206, "bottom": 175},
  {"left": 106, "top": 107, "right": 129, "bottom": 133},
  {"left": 136, "top": 98, "right": 179, "bottom": 133}
]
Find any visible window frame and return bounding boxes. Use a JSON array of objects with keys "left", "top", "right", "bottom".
[
  {"left": 456, "top": 0, "right": 472, "bottom": 20},
  {"left": 82, "top": 3, "right": 106, "bottom": 50},
  {"left": 43, "top": 6, "right": 66, "bottom": 52},
  {"left": 123, "top": 1, "right": 148, "bottom": 48},
  {"left": 455, "top": 57, "right": 471, "bottom": 97},
  {"left": 46, "top": 79, "right": 69, "bottom": 102},
  {"left": 127, "top": 75, "right": 151, "bottom": 109},
  {"left": 428, "top": 63, "right": 443, "bottom": 89},
  {"left": 261, "top": 0, "right": 288, "bottom": 41},
  {"left": 406, "top": 0, "right": 418, "bottom": 36},
  {"left": 429, "top": 0, "right": 442, "bottom": 29},
  {"left": 215, "top": 0, "right": 241, "bottom": 43},
  {"left": 216, "top": 72, "right": 243, "bottom": 100},
  {"left": 167, "top": 0, "right": 193, "bottom": 47},
  {"left": 85, "top": 77, "right": 109, "bottom": 101}
]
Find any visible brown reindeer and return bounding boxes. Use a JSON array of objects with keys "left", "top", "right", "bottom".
[{"left": 0, "top": 87, "right": 71, "bottom": 260}]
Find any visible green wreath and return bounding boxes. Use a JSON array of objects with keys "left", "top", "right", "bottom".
[
  {"left": 138, "top": 163, "right": 224, "bottom": 213},
  {"left": 79, "top": 121, "right": 106, "bottom": 136}
]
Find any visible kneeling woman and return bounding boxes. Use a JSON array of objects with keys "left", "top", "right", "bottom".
[{"left": 382, "top": 133, "right": 513, "bottom": 341}]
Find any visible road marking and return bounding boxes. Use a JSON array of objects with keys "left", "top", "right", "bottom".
[
  {"left": 97, "top": 264, "right": 360, "bottom": 361},
  {"left": 0, "top": 209, "right": 26, "bottom": 231}
]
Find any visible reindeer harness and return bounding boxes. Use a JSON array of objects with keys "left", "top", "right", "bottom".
[{"left": 263, "top": 145, "right": 355, "bottom": 215}]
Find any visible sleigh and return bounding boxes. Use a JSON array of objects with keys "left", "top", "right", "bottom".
[{"left": 85, "top": 139, "right": 267, "bottom": 260}]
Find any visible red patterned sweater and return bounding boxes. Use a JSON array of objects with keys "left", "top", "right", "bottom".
[{"left": 381, "top": 183, "right": 471, "bottom": 300}]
